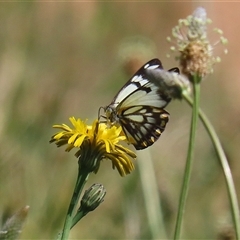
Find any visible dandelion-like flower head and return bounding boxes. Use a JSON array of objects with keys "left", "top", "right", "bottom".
[
  {"left": 50, "top": 117, "right": 136, "bottom": 176},
  {"left": 167, "top": 7, "right": 228, "bottom": 80}
]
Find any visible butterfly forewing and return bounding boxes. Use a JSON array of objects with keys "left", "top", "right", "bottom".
[
  {"left": 104, "top": 58, "right": 176, "bottom": 150},
  {"left": 112, "top": 59, "right": 164, "bottom": 105},
  {"left": 119, "top": 81, "right": 171, "bottom": 110}
]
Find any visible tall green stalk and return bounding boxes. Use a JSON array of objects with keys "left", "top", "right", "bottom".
[
  {"left": 137, "top": 150, "right": 167, "bottom": 239},
  {"left": 183, "top": 94, "right": 240, "bottom": 239},
  {"left": 60, "top": 169, "right": 89, "bottom": 240},
  {"left": 174, "top": 75, "right": 201, "bottom": 239}
]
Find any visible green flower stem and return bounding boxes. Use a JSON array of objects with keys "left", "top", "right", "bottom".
[
  {"left": 183, "top": 93, "right": 240, "bottom": 239},
  {"left": 137, "top": 150, "right": 167, "bottom": 239},
  {"left": 174, "top": 75, "right": 201, "bottom": 240},
  {"left": 61, "top": 169, "right": 90, "bottom": 240},
  {"left": 71, "top": 208, "right": 87, "bottom": 229}
]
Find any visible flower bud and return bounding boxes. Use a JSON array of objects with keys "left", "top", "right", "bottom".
[{"left": 80, "top": 183, "right": 106, "bottom": 212}]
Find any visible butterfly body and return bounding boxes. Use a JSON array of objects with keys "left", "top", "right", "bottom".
[{"left": 104, "top": 59, "right": 178, "bottom": 150}]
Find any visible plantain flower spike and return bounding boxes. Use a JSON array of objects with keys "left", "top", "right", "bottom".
[{"left": 167, "top": 7, "right": 228, "bottom": 81}]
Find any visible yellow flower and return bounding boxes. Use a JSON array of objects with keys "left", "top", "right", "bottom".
[
  {"left": 50, "top": 117, "right": 136, "bottom": 176},
  {"left": 167, "top": 7, "right": 228, "bottom": 80}
]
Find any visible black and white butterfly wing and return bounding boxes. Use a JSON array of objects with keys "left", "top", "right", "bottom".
[
  {"left": 111, "top": 59, "right": 166, "bottom": 106},
  {"left": 105, "top": 58, "right": 176, "bottom": 150},
  {"left": 118, "top": 105, "right": 169, "bottom": 150}
]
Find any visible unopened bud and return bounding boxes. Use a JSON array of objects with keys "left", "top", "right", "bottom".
[{"left": 80, "top": 183, "right": 106, "bottom": 212}]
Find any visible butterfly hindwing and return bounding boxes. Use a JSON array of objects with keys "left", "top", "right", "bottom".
[
  {"left": 168, "top": 67, "right": 180, "bottom": 74},
  {"left": 119, "top": 105, "right": 169, "bottom": 150}
]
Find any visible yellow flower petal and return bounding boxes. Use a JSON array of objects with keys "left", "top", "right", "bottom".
[
  {"left": 74, "top": 135, "right": 87, "bottom": 147},
  {"left": 50, "top": 118, "right": 135, "bottom": 176}
]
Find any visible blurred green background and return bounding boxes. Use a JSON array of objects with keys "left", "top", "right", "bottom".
[{"left": 0, "top": 2, "right": 240, "bottom": 239}]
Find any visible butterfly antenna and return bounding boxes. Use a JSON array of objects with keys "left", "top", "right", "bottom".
[{"left": 98, "top": 106, "right": 106, "bottom": 122}]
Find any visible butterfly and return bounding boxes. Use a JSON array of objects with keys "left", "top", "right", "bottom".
[{"left": 104, "top": 58, "right": 179, "bottom": 150}]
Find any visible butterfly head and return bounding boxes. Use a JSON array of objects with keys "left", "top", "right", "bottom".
[{"left": 103, "top": 104, "right": 119, "bottom": 126}]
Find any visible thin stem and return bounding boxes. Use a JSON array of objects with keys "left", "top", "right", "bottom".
[
  {"left": 137, "top": 150, "right": 167, "bottom": 239},
  {"left": 71, "top": 208, "right": 87, "bottom": 229},
  {"left": 183, "top": 93, "right": 240, "bottom": 239},
  {"left": 174, "top": 75, "right": 201, "bottom": 239},
  {"left": 61, "top": 169, "right": 89, "bottom": 240}
]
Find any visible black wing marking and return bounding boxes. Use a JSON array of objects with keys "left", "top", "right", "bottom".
[{"left": 119, "top": 105, "right": 169, "bottom": 150}]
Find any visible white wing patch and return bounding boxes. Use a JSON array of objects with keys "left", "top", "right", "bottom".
[
  {"left": 119, "top": 82, "right": 169, "bottom": 109},
  {"left": 114, "top": 75, "right": 150, "bottom": 104},
  {"left": 113, "top": 76, "right": 143, "bottom": 104},
  {"left": 144, "top": 63, "right": 160, "bottom": 70}
]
